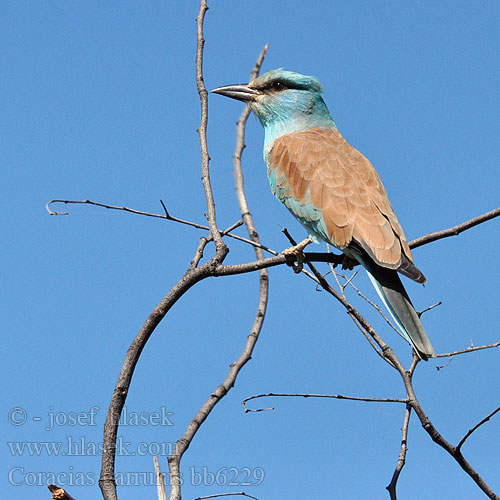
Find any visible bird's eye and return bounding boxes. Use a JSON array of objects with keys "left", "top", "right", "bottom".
[{"left": 271, "top": 81, "right": 286, "bottom": 91}]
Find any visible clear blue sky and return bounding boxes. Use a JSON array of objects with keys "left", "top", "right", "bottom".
[{"left": 3, "top": 2, "right": 500, "bottom": 499}]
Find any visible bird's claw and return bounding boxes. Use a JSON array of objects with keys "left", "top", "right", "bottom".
[
  {"left": 342, "top": 255, "right": 358, "bottom": 270},
  {"left": 283, "top": 247, "right": 305, "bottom": 273},
  {"left": 282, "top": 237, "right": 312, "bottom": 274}
]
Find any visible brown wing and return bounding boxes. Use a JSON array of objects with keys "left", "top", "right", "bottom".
[{"left": 268, "top": 128, "right": 425, "bottom": 283}]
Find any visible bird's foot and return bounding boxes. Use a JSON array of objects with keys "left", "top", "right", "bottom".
[
  {"left": 341, "top": 255, "right": 358, "bottom": 271},
  {"left": 283, "top": 237, "right": 313, "bottom": 273}
]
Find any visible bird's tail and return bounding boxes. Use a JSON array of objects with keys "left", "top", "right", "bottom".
[{"left": 361, "top": 259, "right": 435, "bottom": 360}]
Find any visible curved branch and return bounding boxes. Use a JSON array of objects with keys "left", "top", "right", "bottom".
[
  {"left": 99, "top": 255, "right": 212, "bottom": 500},
  {"left": 457, "top": 405, "right": 500, "bottom": 453}
]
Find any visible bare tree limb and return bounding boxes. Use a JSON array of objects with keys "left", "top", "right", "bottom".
[
  {"left": 195, "top": 1, "right": 226, "bottom": 252},
  {"left": 417, "top": 301, "right": 442, "bottom": 317},
  {"left": 101, "top": 4, "right": 231, "bottom": 498},
  {"left": 46, "top": 198, "right": 282, "bottom": 255},
  {"left": 252, "top": 227, "right": 500, "bottom": 497},
  {"left": 99, "top": 255, "right": 216, "bottom": 500},
  {"left": 154, "top": 456, "right": 169, "bottom": 500},
  {"left": 435, "top": 342, "right": 500, "bottom": 358},
  {"left": 409, "top": 206, "right": 500, "bottom": 249},
  {"left": 241, "top": 392, "right": 408, "bottom": 412},
  {"left": 457, "top": 405, "right": 500, "bottom": 453},
  {"left": 46, "top": 201, "right": 500, "bottom": 267},
  {"left": 386, "top": 405, "right": 412, "bottom": 500},
  {"left": 395, "top": 357, "right": 499, "bottom": 499},
  {"left": 167, "top": 43, "right": 270, "bottom": 500},
  {"left": 45, "top": 198, "right": 208, "bottom": 230}
]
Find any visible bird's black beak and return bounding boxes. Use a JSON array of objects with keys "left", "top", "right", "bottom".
[{"left": 211, "top": 83, "right": 260, "bottom": 103}]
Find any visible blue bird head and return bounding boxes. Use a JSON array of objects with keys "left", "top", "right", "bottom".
[{"left": 212, "top": 69, "right": 337, "bottom": 150}]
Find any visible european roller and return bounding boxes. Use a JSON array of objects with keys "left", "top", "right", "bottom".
[{"left": 212, "top": 69, "right": 435, "bottom": 360}]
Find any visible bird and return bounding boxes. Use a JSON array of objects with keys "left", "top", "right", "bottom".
[{"left": 212, "top": 69, "right": 435, "bottom": 360}]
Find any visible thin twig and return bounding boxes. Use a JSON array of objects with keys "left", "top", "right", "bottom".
[
  {"left": 457, "top": 405, "right": 500, "bottom": 452},
  {"left": 328, "top": 262, "right": 392, "bottom": 362},
  {"left": 242, "top": 392, "right": 408, "bottom": 412},
  {"left": 282, "top": 228, "right": 398, "bottom": 368},
  {"left": 417, "top": 301, "right": 442, "bottom": 317},
  {"left": 435, "top": 342, "right": 500, "bottom": 358},
  {"left": 46, "top": 199, "right": 218, "bottom": 232},
  {"left": 46, "top": 199, "right": 500, "bottom": 274},
  {"left": 338, "top": 271, "right": 403, "bottom": 339},
  {"left": 409, "top": 206, "right": 500, "bottom": 249},
  {"left": 386, "top": 405, "right": 412, "bottom": 500},
  {"left": 436, "top": 356, "right": 454, "bottom": 371},
  {"left": 192, "top": 493, "right": 259, "bottom": 500},
  {"left": 46, "top": 198, "right": 281, "bottom": 255},
  {"left": 195, "top": 1, "right": 225, "bottom": 251}
]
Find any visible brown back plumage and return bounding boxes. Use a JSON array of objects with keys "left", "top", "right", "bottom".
[{"left": 268, "top": 128, "right": 425, "bottom": 283}]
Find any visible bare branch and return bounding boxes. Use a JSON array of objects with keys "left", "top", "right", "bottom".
[
  {"left": 457, "top": 405, "right": 500, "bottom": 453},
  {"left": 397, "top": 361, "right": 499, "bottom": 499},
  {"left": 46, "top": 198, "right": 281, "bottom": 255},
  {"left": 167, "top": 268, "right": 268, "bottom": 498},
  {"left": 435, "top": 342, "right": 500, "bottom": 358},
  {"left": 242, "top": 392, "right": 408, "bottom": 412},
  {"left": 337, "top": 271, "right": 403, "bottom": 339},
  {"left": 195, "top": 0, "right": 226, "bottom": 251},
  {"left": 417, "top": 301, "right": 442, "bottom": 317},
  {"left": 409, "top": 206, "right": 500, "bottom": 249},
  {"left": 386, "top": 405, "right": 412, "bottom": 500},
  {"left": 154, "top": 456, "right": 169, "bottom": 500},
  {"left": 436, "top": 356, "right": 454, "bottom": 371},
  {"left": 279, "top": 229, "right": 500, "bottom": 497},
  {"left": 46, "top": 198, "right": 218, "bottom": 232},
  {"left": 190, "top": 237, "right": 209, "bottom": 270},
  {"left": 99, "top": 257, "right": 215, "bottom": 500},
  {"left": 192, "top": 493, "right": 259, "bottom": 500},
  {"left": 167, "top": 43, "right": 270, "bottom": 500}
]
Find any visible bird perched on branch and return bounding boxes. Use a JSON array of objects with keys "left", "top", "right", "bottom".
[{"left": 212, "top": 69, "right": 435, "bottom": 360}]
